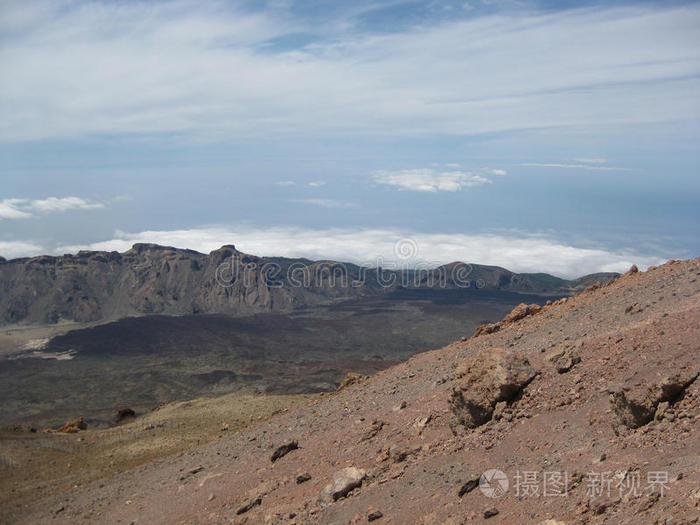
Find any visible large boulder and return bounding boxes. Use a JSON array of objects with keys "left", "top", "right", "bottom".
[{"left": 450, "top": 348, "right": 536, "bottom": 428}]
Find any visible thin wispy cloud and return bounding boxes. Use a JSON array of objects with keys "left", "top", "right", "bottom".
[
  {"left": 275, "top": 181, "right": 296, "bottom": 186},
  {"left": 373, "top": 169, "right": 491, "bottom": 192},
  {"left": 45, "top": 226, "right": 665, "bottom": 278},
  {"left": 0, "top": 197, "right": 104, "bottom": 220},
  {"left": 574, "top": 158, "right": 606, "bottom": 164},
  {"left": 1, "top": 2, "right": 698, "bottom": 141},
  {"left": 520, "top": 163, "right": 632, "bottom": 172},
  {"left": 293, "top": 198, "right": 356, "bottom": 209},
  {"left": 308, "top": 181, "right": 326, "bottom": 187}
]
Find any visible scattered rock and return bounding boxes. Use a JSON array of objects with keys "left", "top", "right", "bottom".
[
  {"left": 625, "top": 303, "right": 643, "bottom": 314},
  {"left": 483, "top": 508, "right": 499, "bottom": 519},
  {"left": 367, "top": 509, "right": 383, "bottom": 521},
  {"left": 450, "top": 348, "right": 536, "bottom": 428},
  {"left": 635, "top": 492, "right": 660, "bottom": 513},
  {"left": 458, "top": 477, "right": 480, "bottom": 497},
  {"left": 473, "top": 304, "right": 542, "bottom": 338},
  {"left": 296, "top": 473, "right": 312, "bottom": 484},
  {"left": 360, "top": 420, "right": 385, "bottom": 442},
  {"left": 624, "top": 265, "right": 639, "bottom": 276},
  {"left": 236, "top": 496, "right": 262, "bottom": 515},
  {"left": 47, "top": 417, "right": 87, "bottom": 434},
  {"left": 412, "top": 415, "right": 431, "bottom": 434},
  {"left": 473, "top": 323, "right": 500, "bottom": 337},
  {"left": 654, "top": 401, "right": 670, "bottom": 421},
  {"left": 337, "top": 372, "right": 363, "bottom": 391},
  {"left": 319, "top": 467, "right": 366, "bottom": 504},
  {"left": 555, "top": 354, "right": 581, "bottom": 374},
  {"left": 503, "top": 303, "right": 542, "bottom": 323},
  {"left": 115, "top": 408, "right": 135, "bottom": 423},
  {"left": 492, "top": 401, "right": 508, "bottom": 421},
  {"left": 392, "top": 401, "right": 407, "bottom": 411},
  {"left": 271, "top": 441, "right": 298, "bottom": 462}
]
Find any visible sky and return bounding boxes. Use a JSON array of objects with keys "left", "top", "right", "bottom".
[{"left": 1, "top": 0, "right": 699, "bottom": 277}]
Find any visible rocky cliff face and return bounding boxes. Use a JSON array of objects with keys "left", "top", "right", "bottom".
[{"left": 0, "top": 244, "right": 617, "bottom": 325}]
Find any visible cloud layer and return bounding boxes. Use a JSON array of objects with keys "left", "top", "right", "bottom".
[
  {"left": 0, "top": 197, "right": 104, "bottom": 219},
  {"left": 373, "top": 169, "right": 491, "bottom": 192},
  {"left": 46, "top": 226, "right": 665, "bottom": 278},
  {"left": 1, "top": 2, "right": 698, "bottom": 141}
]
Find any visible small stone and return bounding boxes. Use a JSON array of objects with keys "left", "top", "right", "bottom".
[
  {"left": 393, "top": 401, "right": 407, "bottom": 411},
  {"left": 360, "top": 420, "right": 385, "bottom": 442},
  {"left": 271, "top": 441, "right": 298, "bottom": 462},
  {"left": 236, "top": 497, "right": 262, "bottom": 515},
  {"left": 412, "top": 415, "right": 432, "bottom": 434},
  {"left": 458, "top": 477, "right": 479, "bottom": 497},
  {"left": 368, "top": 510, "right": 384, "bottom": 521},
  {"left": 296, "top": 473, "right": 312, "bottom": 484},
  {"left": 207, "top": 493, "right": 215, "bottom": 501},
  {"left": 484, "top": 508, "right": 499, "bottom": 519},
  {"left": 492, "top": 401, "right": 507, "bottom": 421}
]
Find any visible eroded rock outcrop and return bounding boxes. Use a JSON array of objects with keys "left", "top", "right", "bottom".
[
  {"left": 610, "top": 371, "right": 698, "bottom": 428},
  {"left": 473, "top": 303, "right": 542, "bottom": 337},
  {"left": 449, "top": 347, "right": 536, "bottom": 427}
]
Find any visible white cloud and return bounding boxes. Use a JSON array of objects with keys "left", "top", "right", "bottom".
[
  {"left": 520, "top": 163, "right": 631, "bottom": 172},
  {"left": 1, "top": 2, "right": 698, "bottom": 141},
  {"left": 49, "top": 225, "right": 665, "bottom": 278},
  {"left": 373, "top": 169, "right": 491, "bottom": 192},
  {"left": 489, "top": 169, "right": 507, "bottom": 176},
  {"left": 293, "top": 198, "right": 355, "bottom": 208},
  {"left": 308, "top": 181, "right": 326, "bottom": 187},
  {"left": 29, "top": 197, "right": 104, "bottom": 213},
  {"left": 275, "top": 180, "right": 296, "bottom": 186},
  {"left": 0, "top": 240, "right": 44, "bottom": 259},
  {"left": 0, "top": 197, "right": 104, "bottom": 219},
  {"left": 0, "top": 199, "right": 33, "bottom": 219}
]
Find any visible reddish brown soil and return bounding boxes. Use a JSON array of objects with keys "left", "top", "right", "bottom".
[{"left": 16, "top": 258, "right": 700, "bottom": 524}]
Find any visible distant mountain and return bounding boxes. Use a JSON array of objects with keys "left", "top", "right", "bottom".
[{"left": 0, "top": 243, "right": 617, "bottom": 325}]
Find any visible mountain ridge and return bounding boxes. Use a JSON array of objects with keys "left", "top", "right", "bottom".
[{"left": 0, "top": 243, "right": 618, "bottom": 326}]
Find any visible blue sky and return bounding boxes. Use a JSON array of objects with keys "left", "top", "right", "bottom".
[{"left": 1, "top": 0, "right": 699, "bottom": 277}]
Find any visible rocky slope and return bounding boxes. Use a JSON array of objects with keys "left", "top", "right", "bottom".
[
  {"left": 15, "top": 257, "right": 699, "bottom": 524},
  {"left": 0, "top": 243, "right": 616, "bottom": 325}
]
